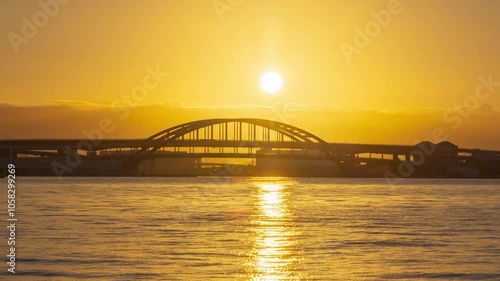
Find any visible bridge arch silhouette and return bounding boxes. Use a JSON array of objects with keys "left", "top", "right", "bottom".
[
  {"left": 117, "top": 118, "right": 340, "bottom": 174},
  {"left": 147, "top": 118, "right": 327, "bottom": 144},
  {"left": 132, "top": 118, "right": 334, "bottom": 159}
]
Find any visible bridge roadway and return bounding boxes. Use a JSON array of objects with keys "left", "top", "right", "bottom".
[
  {"left": 1, "top": 138, "right": 499, "bottom": 161},
  {"left": 0, "top": 138, "right": 454, "bottom": 155},
  {"left": 0, "top": 139, "right": 419, "bottom": 153}
]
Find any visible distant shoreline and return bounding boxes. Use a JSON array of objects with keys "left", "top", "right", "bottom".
[{"left": 4, "top": 174, "right": 500, "bottom": 180}]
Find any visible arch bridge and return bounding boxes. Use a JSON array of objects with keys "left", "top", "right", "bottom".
[
  {"left": 2, "top": 118, "right": 499, "bottom": 177},
  {"left": 101, "top": 118, "right": 338, "bottom": 171}
]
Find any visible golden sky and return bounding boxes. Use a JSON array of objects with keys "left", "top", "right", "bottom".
[{"left": 1, "top": 0, "right": 499, "bottom": 148}]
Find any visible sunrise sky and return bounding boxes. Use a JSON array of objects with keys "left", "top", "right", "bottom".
[{"left": 1, "top": 0, "right": 499, "bottom": 149}]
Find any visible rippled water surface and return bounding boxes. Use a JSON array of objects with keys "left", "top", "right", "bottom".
[{"left": 4, "top": 177, "right": 500, "bottom": 280}]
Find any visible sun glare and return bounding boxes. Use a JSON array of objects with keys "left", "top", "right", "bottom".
[{"left": 260, "top": 72, "right": 283, "bottom": 94}]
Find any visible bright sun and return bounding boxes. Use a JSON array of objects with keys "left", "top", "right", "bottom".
[{"left": 260, "top": 71, "right": 283, "bottom": 94}]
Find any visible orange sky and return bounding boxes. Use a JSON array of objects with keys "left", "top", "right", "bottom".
[{"left": 1, "top": 0, "right": 499, "bottom": 149}]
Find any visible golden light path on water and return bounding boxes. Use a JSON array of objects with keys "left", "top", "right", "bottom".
[{"left": 247, "top": 182, "right": 302, "bottom": 280}]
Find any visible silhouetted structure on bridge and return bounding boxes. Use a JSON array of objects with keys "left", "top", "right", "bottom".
[{"left": 1, "top": 118, "right": 499, "bottom": 178}]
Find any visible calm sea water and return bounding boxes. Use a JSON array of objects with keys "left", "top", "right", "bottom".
[{"left": 2, "top": 177, "right": 500, "bottom": 280}]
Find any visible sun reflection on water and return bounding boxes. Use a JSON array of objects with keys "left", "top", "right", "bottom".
[{"left": 247, "top": 182, "right": 301, "bottom": 280}]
